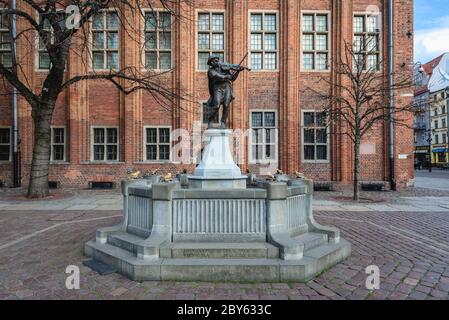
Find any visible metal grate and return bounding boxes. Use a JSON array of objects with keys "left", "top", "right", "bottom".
[{"left": 89, "top": 181, "right": 114, "bottom": 190}]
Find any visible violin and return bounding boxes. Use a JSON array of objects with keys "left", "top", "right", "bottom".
[{"left": 218, "top": 62, "right": 252, "bottom": 72}]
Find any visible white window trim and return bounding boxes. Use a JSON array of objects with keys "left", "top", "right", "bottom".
[
  {"left": 90, "top": 126, "right": 120, "bottom": 162},
  {"left": 248, "top": 10, "right": 280, "bottom": 72},
  {"left": 143, "top": 125, "right": 172, "bottom": 163},
  {"left": 89, "top": 8, "right": 120, "bottom": 72},
  {"left": 301, "top": 110, "right": 330, "bottom": 164},
  {"left": 50, "top": 126, "right": 67, "bottom": 162},
  {"left": 352, "top": 12, "right": 383, "bottom": 73},
  {"left": 0, "top": 126, "right": 11, "bottom": 163},
  {"left": 195, "top": 9, "right": 227, "bottom": 72},
  {"left": 248, "top": 109, "right": 279, "bottom": 164},
  {"left": 300, "top": 10, "right": 331, "bottom": 73},
  {"left": 34, "top": 9, "right": 66, "bottom": 72},
  {"left": 141, "top": 8, "right": 173, "bottom": 72}
]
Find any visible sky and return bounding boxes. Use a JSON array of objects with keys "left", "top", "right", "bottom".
[{"left": 415, "top": 0, "right": 449, "bottom": 63}]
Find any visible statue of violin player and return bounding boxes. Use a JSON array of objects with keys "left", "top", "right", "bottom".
[{"left": 205, "top": 54, "right": 251, "bottom": 129}]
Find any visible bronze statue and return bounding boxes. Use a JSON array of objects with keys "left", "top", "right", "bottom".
[{"left": 206, "top": 54, "right": 250, "bottom": 128}]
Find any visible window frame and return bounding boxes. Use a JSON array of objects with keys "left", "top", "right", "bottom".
[
  {"left": 89, "top": 8, "right": 120, "bottom": 72},
  {"left": 196, "top": 10, "right": 226, "bottom": 72},
  {"left": 248, "top": 10, "right": 279, "bottom": 72},
  {"left": 90, "top": 126, "right": 120, "bottom": 162},
  {"left": 352, "top": 12, "right": 382, "bottom": 72},
  {"left": 50, "top": 126, "right": 67, "bottom": 162},
  {"left": 34, "top": 9, "right": 66, "bottom": 71},
  {"left": 141, "top": 9, "right": 173, "bottom": 71},
  {"left": 248, "top": 110, "right": 278, "bottom": 164},
  {"left": 0, "top": 126, "right": 11, "bottom": 163},
  {"left": 301, "top": 110, "right": 330, "bottom": 163},
  {"left": 300, "top": 10, "right": 331, "bottom": 72},
  {"left": 143, "top": 126, "right": 172, "bottom": 162},
  {"left": 0, "top": 7, "right": 12, "bottom": 69}
]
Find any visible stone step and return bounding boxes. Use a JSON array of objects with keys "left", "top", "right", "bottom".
[
  {"left": 107, "top": 232, "right": 146, "bottom": 254},
  {"left": 293, "top": 232, "right": 328, "bottom": 251},
  {"left": 85, "top": 239, "right": 351, "bottom": 282},
  {"left": 163, "top": 242, "right": 279, "bottom": 259}
]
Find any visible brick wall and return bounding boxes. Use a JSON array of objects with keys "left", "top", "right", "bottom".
[{"left": 0, "top": 0, "right": 414, "bottom": 189}]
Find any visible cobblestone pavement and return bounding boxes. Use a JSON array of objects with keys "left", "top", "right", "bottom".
[{"left": 1, "top": 208, "right": 449, "bottom": 300}]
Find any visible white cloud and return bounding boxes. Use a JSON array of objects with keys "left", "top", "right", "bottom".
[{"left": 415, "top": 16, "right": 449, "bottom": 62}]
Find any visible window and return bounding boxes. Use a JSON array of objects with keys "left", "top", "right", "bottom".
[
  {"left": 92, "top": 11, "right": 119, "bottom": 70},
  {"left": 443, "top": 133, "right": 447, "bottom": 144},
  {"left": 353, "top": 14, "right": 380, "bottom": 71},
  {"left": 51, "top": 127, "right": 66, "bottom": 161},
  {"left": 302, "top": 111, "right": 328, "bottom": 162},
  {"left": 249, "top": 111, "right": 277, "bottom": 163},
  {"left": 197, "top": 12, "right": 225, "bottom": 70},
  {"left": 435, "top": 134, "right": 439, "bottom": 144},
  {"left": 37, "top": 11, "right": 66, "bottom": 70},
  {"left": 145, "top": 127, "right": 171, "bottom": 161},
  {"left": 434, "top": 120, "right": 439, "bottom": 129},
  {"left": 442, "top": 106, "right": 446, "bottom": 114},
  {"left": 92, "top": 127, "right": 119, "bottom": 161},
  {"left": 0, "top": 8, "right": 12, "bottom": 68},
  {"left": 301, "top": 13, "right": 329, "bottom": 71},
  {"left": 144, "top": 11, "right": 172, "bottom": 70},
  {"left": 434, "top": 109, "right": 438, "bottom": 117},
  {"left": 443, "top": 118, "right": 447, "bottom": 128},
  {"left": 250, "top": 12, "right": 278, "bottom": 70},
  {"left": 0, "top": 127, "right": 11, "bottom": 161}
]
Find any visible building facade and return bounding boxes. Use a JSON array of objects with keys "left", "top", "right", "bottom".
[
  {"left": 430, "top": 89, "right": 449, "bottom": 167},
  {"left": 413, "top": 56, "right": 438, "bottom": 168},
  {"left": 424, "top": 53, "right": 449, "bottom": 167},
  {"left": 0, "top": 0, "right": 414, "bottom": 189}
]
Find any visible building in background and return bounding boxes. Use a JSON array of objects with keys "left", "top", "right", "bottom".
[
  {"left": 413, "top": 55, "right": 443, "bottom": 169},
  {"left": 427, "top": 53, "right": 449, "bottom": 167},
  {"left": 0, "top": 0, "right": 414, "bottom": 190}
]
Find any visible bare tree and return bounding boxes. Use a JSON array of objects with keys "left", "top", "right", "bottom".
[
  {"left": 305, "top": 41, "right": 413, "bottom": 201},
  {"left": 0, "top": 0, "right": 192, "bottom": 198}
]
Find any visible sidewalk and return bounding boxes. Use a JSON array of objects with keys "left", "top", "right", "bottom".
[
  {"left": 313, "top": 197, "right": 449, "bottom": 212},
  {"left": 0, "top": 189, "right": 448, "bottom": 212}
]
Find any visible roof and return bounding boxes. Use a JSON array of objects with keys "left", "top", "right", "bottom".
[
  {"left": 422, "top": 54, "right": 445, "bottom": 76},
  {"left": 428, "top": 53, "right": 449, "bottom": 93}
]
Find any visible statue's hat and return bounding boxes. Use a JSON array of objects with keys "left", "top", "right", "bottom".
[{"left": 207, "top": 55, "right": 221, "bottom": 66}]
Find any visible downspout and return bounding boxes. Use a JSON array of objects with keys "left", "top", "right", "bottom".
[
  {"left": 388, "top": 0, "right": 396, "bottom": 190},
  {"left": 11, "top": 0, "right": 21, "bottom": 188}
]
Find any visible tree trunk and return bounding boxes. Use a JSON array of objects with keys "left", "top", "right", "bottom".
[
  {"left": 27, "top": 109, "right": 52, "bottom": 198},
  {"left": 353, "top": 138, "right": 361, "bottom": 201}
]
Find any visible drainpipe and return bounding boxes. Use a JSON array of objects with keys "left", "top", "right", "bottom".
[
  {"left": 11, "top": 0, "right": 21, "bottom": 188},
  {"left": 388, "top": 0, "right": 396, "bottom": 190}
]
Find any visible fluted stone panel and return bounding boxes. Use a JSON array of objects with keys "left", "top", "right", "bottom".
[
  {"left": 286, "top": 195, "right": 308, "bottom": 234},
  {"left": 173, "top": 199, "right": 266, "bottom": 242},
  {"left": 127, "top": 195, "right": 153, "bottom": 237}
]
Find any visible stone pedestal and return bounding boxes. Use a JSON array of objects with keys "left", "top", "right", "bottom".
[
  {"left": 85, "top": 131, "right": 351, "bottom": 282},
  {"left": 190, "top": 129, "right": 247, "bottom": 189}
]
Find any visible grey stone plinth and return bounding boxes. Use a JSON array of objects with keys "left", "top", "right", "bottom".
[
  {"left": 86, "top": 176, "right": 351, "bottom": 282},
  {"left": 189, "top": 176, "right": 247, "bottom": 189}
]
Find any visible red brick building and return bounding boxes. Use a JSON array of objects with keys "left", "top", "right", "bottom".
[{"left": 0, "top": 0, "right": 414, "bottom": 189}]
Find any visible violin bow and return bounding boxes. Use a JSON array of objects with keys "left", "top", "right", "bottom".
[{"left": 237, "top": 52, "right": 249, "bottom": 67}]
